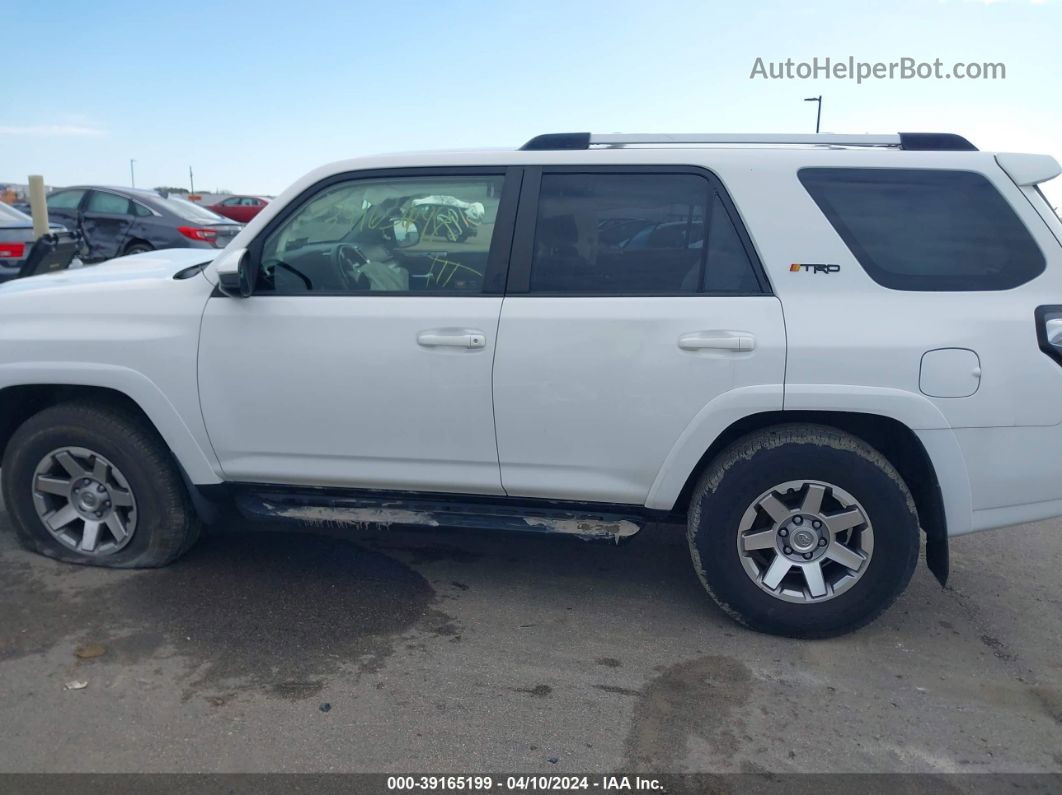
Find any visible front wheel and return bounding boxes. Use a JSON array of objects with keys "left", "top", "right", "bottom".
[
  {"left": 2, "top": 401, "right": 201, "bottom": 568},
  {"left": 688, "top": 424, "right": 920, "bottom": 638}
]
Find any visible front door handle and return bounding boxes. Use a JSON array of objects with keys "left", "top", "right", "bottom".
[
  {"left": 417, "top": 330, "right": 487, "bottom": 349},
  {"left": 678, "top": 331, "right": 756, "bottom": 352}
]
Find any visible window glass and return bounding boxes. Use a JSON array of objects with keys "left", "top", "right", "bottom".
[
  {"left": 530, "top": 174, "right": 709, "bottom": 294},
  {"left": 86, "top": 192, "right": 132, "bottom": 214},
  {"left": 799, "top": 168, "right": 1044, "bottom": 291},
  {"left": 46, "top": 190, "right": 85, "bottom": 210},
  {"left": 155, "top": 195, "right": 227, "bottom": 223},
  {"left": 222, "top": 197, "right": 241, "bottom": 206},
  {"left": 257, "top": 175, "right": 504, "bottom": 294},
  {"left": 703, "top": 195, "right": 761, "bottom": 293},
  {"left": 131, "top": 202, "right": 154, "bottom": 217}
]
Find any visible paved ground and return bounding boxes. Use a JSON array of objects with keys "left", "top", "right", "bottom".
[{"left": 0, "top": 502, "right": 1060, "bottom": 775}]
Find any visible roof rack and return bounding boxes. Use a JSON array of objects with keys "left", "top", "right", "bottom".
[{"left": 519, "top": 132, "right": 978, "bottom": 152}]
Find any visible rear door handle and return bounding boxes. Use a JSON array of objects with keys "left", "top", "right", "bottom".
[
  {"left": 678, "top": 331, "right": 756, "bottom": 352},
  {"left": 417, "top": 330, "right": 487, "bottom": 349}
]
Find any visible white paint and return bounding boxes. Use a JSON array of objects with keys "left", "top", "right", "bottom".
[{"left": 1, "top": 142, "right": 1060, "bottom": 540}]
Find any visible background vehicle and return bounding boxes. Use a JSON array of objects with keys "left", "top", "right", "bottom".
[
  {"left": 1, "top": 131, "right": 1060, "bottom": 640},
  {"left": 45, "top": 186, "right": 242, "bottom": 263},
  {"left": 0, "top": 202, "right": 69, "bottom": 281},
  {"left": 207, "top": 195, "right": 270, "bottom": 223}
]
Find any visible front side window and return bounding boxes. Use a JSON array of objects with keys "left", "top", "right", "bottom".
[
  {"left": 256, "top": 175, "right": 504, "bottom": 294},
  {"left": 528, "top": 173, "right": 763, "bottom": 295},
  {"left": 799, "top": 168, "right": 1044, "bottom": 291},
  {"left": 86, "top": 191, "right": 131, "bottom": 214},
  {"left": 46, "top": 190, "right": 85, "bottom": 210}
]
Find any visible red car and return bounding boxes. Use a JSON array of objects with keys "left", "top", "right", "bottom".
[{"left": 207, "top": 195, "right": 270, "bottom": 223}]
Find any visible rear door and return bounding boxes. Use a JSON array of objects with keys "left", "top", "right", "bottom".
[
  {"left": 493, "top": 166, "right": 786, "bottom": 505},
  {"left": 82, "top": 190, "right": 134, "bottom": 260}
]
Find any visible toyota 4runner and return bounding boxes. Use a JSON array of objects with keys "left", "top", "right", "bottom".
[{"left": 2, "top": 131, "right": 1060, "bottom": 638}]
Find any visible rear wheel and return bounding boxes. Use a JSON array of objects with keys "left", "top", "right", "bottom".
[
  {"left": 688, "top": 424, "right": 919, "bottom": 638},
  {"left": 123, "top": 241, "right": 153, "bottom": 256},
  {"left": 2, "top": 401, "right": 200, "bottom": 568}
]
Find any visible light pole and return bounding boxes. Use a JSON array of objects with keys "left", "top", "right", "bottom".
[
  {"left": 129, "top": 159, "right": 137, "bottom": 188},
  {"left": 804, "top": 95, "right": 822, "bottom": 133}
]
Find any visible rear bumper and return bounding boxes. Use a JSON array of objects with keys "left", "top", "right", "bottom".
[{"left": 938, "top": 423, "right": 1062, "bottom": 534}]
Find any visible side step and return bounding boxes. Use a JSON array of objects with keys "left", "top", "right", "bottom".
[{"left": 236, "top": 490, "right": 646, "bottom": 544}]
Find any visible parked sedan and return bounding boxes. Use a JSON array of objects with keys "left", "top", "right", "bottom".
[
  {"left": 208, "top": 195, "right": 270, "bottom": 223},
  {"left": 45, "top": 186, "right": 242, "bottom": 263},
  {"left": 0, "top": 203, "right": 68, "bottom": 281}
]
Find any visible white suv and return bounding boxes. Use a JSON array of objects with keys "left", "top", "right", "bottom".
[{"left": 2, "top": 131, "right": 1060, "bottom": 638}]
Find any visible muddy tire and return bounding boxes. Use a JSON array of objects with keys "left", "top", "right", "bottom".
[
  {"left": 688, "top": 424, "right": 920, "bottom": 638},
  {"left": 2, "top": 401, "right": 201, "bottom": 568}
]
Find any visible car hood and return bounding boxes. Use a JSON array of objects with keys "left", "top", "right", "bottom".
[{"left": 0, "top": 249, "right": 214, "bottom": 295}]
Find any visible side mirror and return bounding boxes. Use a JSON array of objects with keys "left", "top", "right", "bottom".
[
  {"left": 215, "top": 247, "right": 255, "bottom": 297},
  {"left": 393, "top": 219, "right": 419, "bottom": 248}
]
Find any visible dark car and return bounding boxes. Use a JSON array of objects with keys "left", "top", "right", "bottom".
[
  {"left": 45, "top": 186, "right": 242, "bottom": 263},
  {"left": 208, "top": 195, "right": 270, "bottom": 224},
  {"left": 0, "top": 202, "right": 69, "bottom": 281}
]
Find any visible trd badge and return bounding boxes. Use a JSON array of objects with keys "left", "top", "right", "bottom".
[{"left": 790, "top": 263, "right": 841, "bottom": 273}]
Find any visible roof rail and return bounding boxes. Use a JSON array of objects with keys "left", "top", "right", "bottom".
[{"left": 519, "top": 132, "right": 978, "bottom": 152}]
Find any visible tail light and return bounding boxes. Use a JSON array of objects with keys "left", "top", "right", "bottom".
[
  {"left": 1035, "top": 305, "right": 1062, "bottom": 367},
  {"left": 0, "top": 243, "right": 26, "bottom": 259},
  {"left": 177, "top": 226, "right": 218, "bottom": 244}
]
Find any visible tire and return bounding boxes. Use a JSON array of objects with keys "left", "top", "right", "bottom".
[
  {"left": 123, "top": 242, "right": 153, "bottom": 256},
  {"left": 687, "top": 424, "right": 920, "bottom": 638},
  {"left": 1, "top": 400, "right": 201, "bottom": 568}
]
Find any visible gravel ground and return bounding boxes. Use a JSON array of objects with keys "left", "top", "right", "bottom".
[{"left": 1, "top": 503, "right": 1060, "bottom": 775}]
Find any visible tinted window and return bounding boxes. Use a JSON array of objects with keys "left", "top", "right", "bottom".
[
  {"left": 799, "top": 168, "right": 1044, "bottom": 291},
  {"left": 703, "top": 194, "right": 761, "bottom": 293},
  {"left": 257, "top": 175, "right": 504, "bottom": 294},
  {"left": 86, "top": 191, "right": 131, "bottom": 214},
  {"left": 131, "top": 201, "right": 154, "bottom": 217},
  {"left": 529, "top": 173, "right": 763, "bottom": 295},
  {"left": 531, "top": 173, "right": 707, "bottom": 294},
  {"left": 46, "top": 190, "right": 85, "bottom": 210}
]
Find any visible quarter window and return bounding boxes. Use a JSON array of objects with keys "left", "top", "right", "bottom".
[
  {"left": 799, "top": 168, "right": 1045, "bottom": 291},
  {"left": 256, "top": 175, "right": 504, "bottom": 294},
  {"left": 528, "top": 173, "right": 763, "bottom": 294}
]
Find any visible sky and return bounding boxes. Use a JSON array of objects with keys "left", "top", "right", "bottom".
[{"left": 2, "top": 0, "right": 1060, "bottom": 206}]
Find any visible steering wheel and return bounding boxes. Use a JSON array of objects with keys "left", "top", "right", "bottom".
[{"left": 334, "top": 244, "right": 370, "bottom": 291}]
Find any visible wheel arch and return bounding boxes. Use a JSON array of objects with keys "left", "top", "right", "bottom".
[
  {"left": 0, "top": 380, "right": 222, "bottom": 487},
  {"left": 666, "top": 410, "right": 957, "bottom": 586}
]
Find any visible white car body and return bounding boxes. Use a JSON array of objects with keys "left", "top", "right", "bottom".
[{"left": 3, "top": 133, "right": 1061, "bottom": 581}]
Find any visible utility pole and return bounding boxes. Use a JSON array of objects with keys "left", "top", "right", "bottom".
[
  {"left": 129, "top": 159, "right": 136, "bottom": 188},
  {"left": 804, "top": 95, "right": 823, "bottom": 133},
  {"left": 189, "top": 165, "right": 195, "bottom": 194}
]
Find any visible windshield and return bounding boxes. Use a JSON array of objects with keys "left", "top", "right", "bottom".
[
  {"left": 153, "top": 195, "right": 229, "bottom": 224},
  {"left": 0, "top": 203, "right": 31, "bottom": 223}
]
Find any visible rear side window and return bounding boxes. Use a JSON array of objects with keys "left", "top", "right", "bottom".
[
  {"left": 86, "top": 191, "right": 132, "bottom": 214},
  {"left": 529, "top": 173, "right": 763, "bottom": 295},
  {"left": 799, "top": 168, "right": 1044, "bottom": 291}
]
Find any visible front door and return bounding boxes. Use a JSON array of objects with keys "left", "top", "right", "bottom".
[
  {"left": 493, "top": 167, "right": 787, "bottom": 506},
  {"left": 198, "top": 168, "right": 519, "bottom": 495}
]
